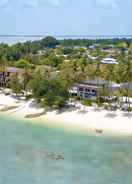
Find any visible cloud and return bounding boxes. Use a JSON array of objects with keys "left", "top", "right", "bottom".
[{"left": 98, "top": 0, "right": 120, "bottom": 9}]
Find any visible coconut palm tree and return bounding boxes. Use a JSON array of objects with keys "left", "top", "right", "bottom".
[
  {"left": 123, "top": 53, "right": 132, "bottom": 108},
  {"left": 0, "top": 56, "right": 8, "bottom": 88},
  {"left": 117, "top": 47, "right": 132, "bottom": 110}
]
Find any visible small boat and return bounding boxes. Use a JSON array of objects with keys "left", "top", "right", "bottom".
[{"left": 95, "top": 129, "right": 103, "bottom": 134}]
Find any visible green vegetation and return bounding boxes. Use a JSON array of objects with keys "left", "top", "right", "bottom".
[
  {"left": 30, "top": 76, "right": 69, "bottom": 108},
  {"left": 9, "top": 74, "right": 23, "bottom": 96},
  {"left": 0, "top": 36, "right": 132, "bottom": 109},
  {"left": 82, "top": 99, "right": 93, "bottom": 106},
  {"left": 128, "top": 106, "right": 132, "bottom": 112}
]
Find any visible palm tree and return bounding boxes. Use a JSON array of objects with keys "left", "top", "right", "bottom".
[
  {"left": 92, "top": 50, "right": 106, "bottom": 104},
  {"left": 123, "top": 53, "right": 132, "bottom": 108},
  {"left": 103, "top": 64, "right": 117, "bottom": 97},
  {"left": 0, "top": 56, "right": 8, "bottom": 88},
  {"left": 117, "top": 47, "right": 132, "bottom": 110}
]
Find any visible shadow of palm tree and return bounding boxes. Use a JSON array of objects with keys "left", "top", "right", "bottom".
[
  {"left": 77, "top": 110, "right": 88, "bottom": 114},
  {"left": 93, "top": 107, "right": 103, "bottom": 112},
  {"left": 24, "top": 110, "right": 46, "bottom": 119},
  {"left": 105, "top": 112, "right": 117, "bottom": 118},
  {"left": 29, "top": 101, "right": 41, "bottom": 109},
  {"left": 122, "top": 112, "right": 132, "bottom": 118},
  {"left": 56, "top": 106, "right": 78, "bottom": 114}
]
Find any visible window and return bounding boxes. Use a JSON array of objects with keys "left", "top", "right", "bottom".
[
  {"left": 91, "top": 90, "right": 97, "bottom": 96},
  {"left": 79, "top": 92, "right": 84, "bottom": 97},
  {"left": 79, "top": 88, "right": 84, "bottom": 91},
  {"left": 85, "top": 88, "right": 90, "bottom": 93},
  {"left": 92, "top": 90, "right": 96, "bottom": 93},
  {"left": 84, "top": 93, "right": 90, "bottom": 98}
]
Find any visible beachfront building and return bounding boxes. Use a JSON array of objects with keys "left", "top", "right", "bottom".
[
  {"left": 70, "top": 79, "right": 120, "bottom": 99},
  {"left": 77, "top": 79, "right": 106, "bottom": 99},
  {"left": 0, "top": 67, "right": 24, "bottom": 87},
  {"left": 70, "top": 79, "right": 106, "bottom": 99}
]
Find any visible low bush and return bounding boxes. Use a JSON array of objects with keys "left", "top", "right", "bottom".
[
  {"left": 97, "top": 101, "right": 104, "bottom": 107},
  {"left": 128, "top": 106, "right": 132, "bottom": 112},
  {"left": 82, "top": 99, "right": 93, "bottom": 106},
  {"left": 26, "top": 94, "right": 33, "bottom": 100}
]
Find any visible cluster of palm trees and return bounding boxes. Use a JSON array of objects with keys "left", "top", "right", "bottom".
[
  {"left": 0, "top": 42, "right": 132, "bottom": 109},
  {"left": 60, "top": 44, "right": 132, "bottom": 109},
  {"left": 90, "top": 46, "right": 132, "bottom": 108}
]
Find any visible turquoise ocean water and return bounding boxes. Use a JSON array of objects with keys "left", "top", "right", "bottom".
[{"left": 0, "top": 114, "right": 132, "bottom": 184}]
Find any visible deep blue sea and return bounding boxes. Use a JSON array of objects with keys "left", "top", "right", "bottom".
[{"left": 0, "top": 114, "right": 132, "bottom": 184}]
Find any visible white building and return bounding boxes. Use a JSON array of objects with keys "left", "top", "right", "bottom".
[{"left": 101, "top": 58, "right": 118, "bottom": 64}]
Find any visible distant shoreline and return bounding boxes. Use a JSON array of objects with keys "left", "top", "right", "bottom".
[
  {"left": 0, "top": 34, "right": 132, "bottom": 44},
  {"left": 0, "top": 34, "right": 132, "bottom": 38}
]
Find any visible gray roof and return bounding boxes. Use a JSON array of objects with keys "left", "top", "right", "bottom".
[
  {"left": 121, "top": 83, "right": 132, "bottom": 89},
  {"left": 6, "top": 67, "right": 24, "bottom": 73},
  {"left": 80, "top": 79, "right": 121, "bottom": 90},
  {"left": 82, "top": 78, "right": 107, "bottom": 86}
]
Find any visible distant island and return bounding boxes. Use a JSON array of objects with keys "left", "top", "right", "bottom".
[{"left": 0, "top": 34, "right": 132, "bottom": 39}]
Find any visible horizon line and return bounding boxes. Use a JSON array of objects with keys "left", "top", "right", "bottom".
[{"left": 0, "top": 34, "right": 132, "bottom": 38}]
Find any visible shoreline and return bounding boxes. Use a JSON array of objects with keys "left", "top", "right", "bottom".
[{"left": 0, "top": 93, "right": 132, "bottom": 136}]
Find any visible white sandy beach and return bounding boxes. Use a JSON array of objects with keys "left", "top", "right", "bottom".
[{"left": 0, "top": 93, "right": 132, "bottom": 135}]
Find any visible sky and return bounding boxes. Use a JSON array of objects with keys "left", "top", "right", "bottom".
[{"left": 0, "top": 0, "right": 131, "bottom": 35}]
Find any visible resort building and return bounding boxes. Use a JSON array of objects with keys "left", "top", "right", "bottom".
[
  {"left": 77, "top": 79, "right": 106, "bottom": 99},
  {"left": 101, "top": 57, "right": 118, "bottom": 64},
  {"left": 87, "top": 54, "right": 98, "bottom": 60},
  {"left": 89, "top": 45, "right": 96, "bottom": 49},
  {"left": 36, "top": 50, "right": 46, "bottom": 56},
  {"left": 0, "top": 67, "right": 24, "bottom": 87},
  {"left": 88, "top": 44, "right": 100, "bottom": 50},
  {"left": 70, "top": 79, "right": 120, "bottom": 99}
]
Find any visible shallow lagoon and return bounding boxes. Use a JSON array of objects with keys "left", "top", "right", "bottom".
[{"left": 0, "top": 115, "right": 132, "bottom": 184}]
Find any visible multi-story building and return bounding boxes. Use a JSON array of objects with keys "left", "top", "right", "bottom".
[
  {"left": 70, "top": 79, "right": 120, "bottom": 99},
  {"left": 0, "top": 67, "right": 24, "bottom": 87}
]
